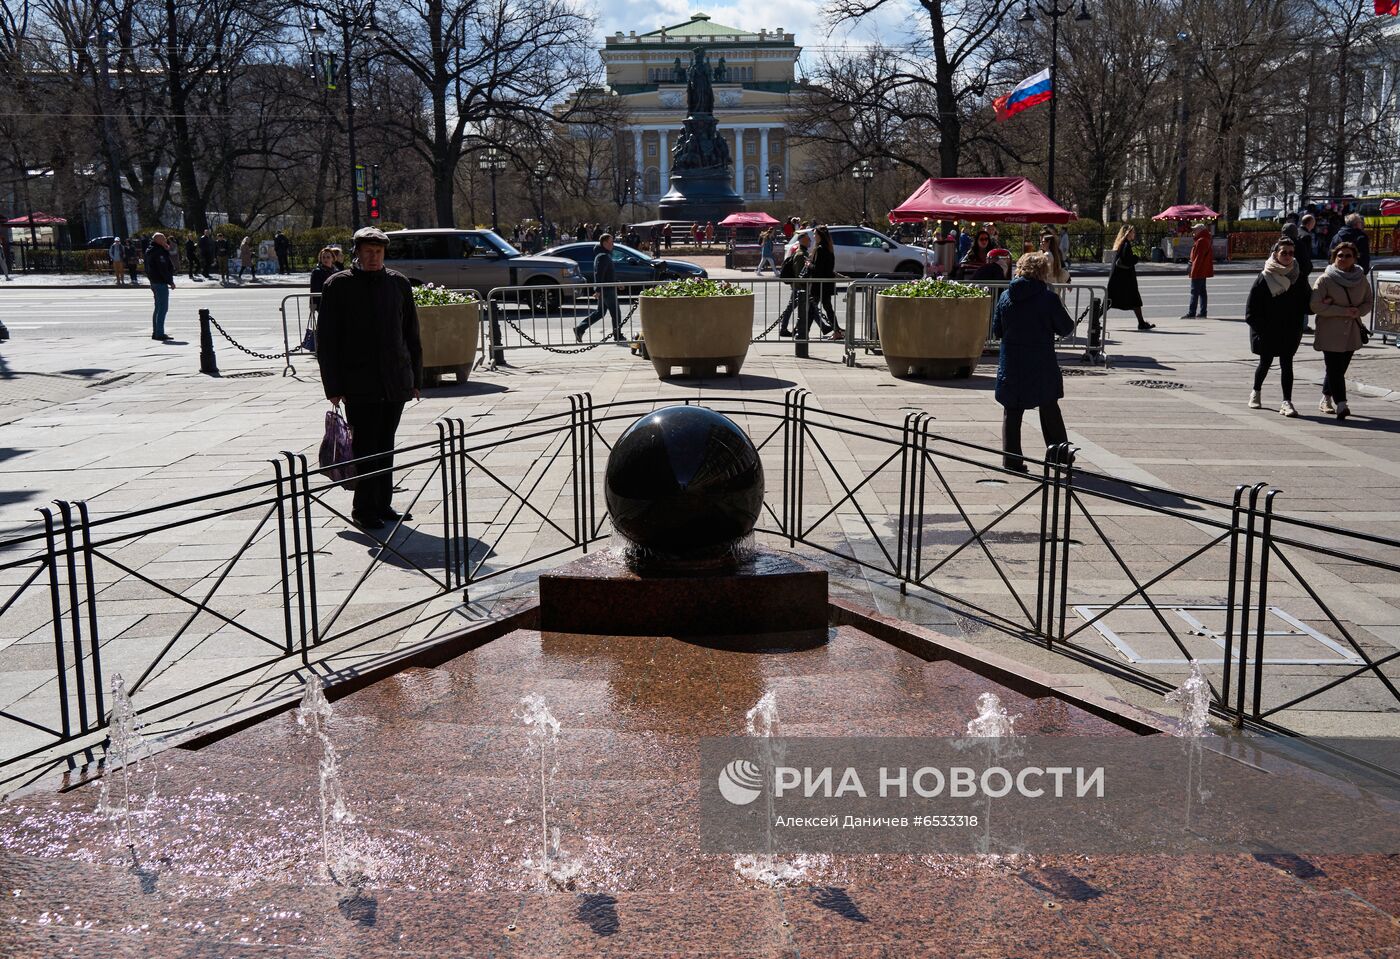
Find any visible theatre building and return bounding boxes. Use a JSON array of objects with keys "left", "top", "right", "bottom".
[{"left": 597, "top": 13, "right": 813, "bottom": 202}]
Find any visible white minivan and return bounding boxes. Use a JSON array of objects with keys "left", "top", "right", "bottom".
[{"left": 782, "top": 226, "right": 930, "bottom": 277}]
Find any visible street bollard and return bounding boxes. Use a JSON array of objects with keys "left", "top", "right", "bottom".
[
  {"left": 794, "top": 290, "right": 809, "bottom": 360},
  {"left": 199, "top": 308, "right": 219, "bottom": 376}
]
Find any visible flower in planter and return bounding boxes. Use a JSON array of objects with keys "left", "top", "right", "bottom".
[
  {"left": 880, "top": 277, "right": 988, "bottom": 299},
  {"left": 641, "top": 278, "right": 753, "bottom": 298},
  {"left": 412, "top": 282, "right": 478, "bottom": 307}
]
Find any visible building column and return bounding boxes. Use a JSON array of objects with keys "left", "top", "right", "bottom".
[
  {"left": 759, "top": 128, "right": 770, "bottom": 195},
  {"left": 659, "top": 129, "right": 669, "bottom": 194},
  {"left": 633, "top": 129, "right": 643, "bottom": 192},
  {"left": 734, "top": 128, "right": 745, "bottom": 195}
]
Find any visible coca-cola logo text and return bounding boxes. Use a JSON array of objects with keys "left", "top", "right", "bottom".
[{"left": 940, "top": 194, "right": 1015, "bottom": 208}]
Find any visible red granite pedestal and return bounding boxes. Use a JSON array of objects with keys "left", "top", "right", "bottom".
[{"left": 537, "top": 548, "right": 827, "bottom": 641}]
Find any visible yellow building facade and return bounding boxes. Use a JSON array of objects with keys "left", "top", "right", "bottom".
[{"left": 601, "top": 13, "right": 807, "bottom": 201}]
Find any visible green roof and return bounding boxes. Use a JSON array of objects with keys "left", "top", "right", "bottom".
[{"left": 640, "top": 13, "right": 748, "bottom": 38}]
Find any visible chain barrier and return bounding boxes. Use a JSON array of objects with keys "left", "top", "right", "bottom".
[
  {"left": 496, "top": 297, "right": 641, "bottom": 356},
  {"left": 207, "top": 313, "right": 304, "bottom": 361}
]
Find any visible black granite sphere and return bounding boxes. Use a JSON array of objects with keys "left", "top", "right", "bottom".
[{"left": 605, "top": 406, "right": 764, "bottom": 557}]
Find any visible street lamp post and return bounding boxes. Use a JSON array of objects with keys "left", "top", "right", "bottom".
[
  {"left": 1017, "top": 0, "right": 1092, "bottom": 201},
  {"left": 533, "top": 161, "right": 550, "bottom": 224},
  {"left": 852, "top": 160, "right": 874, "bottom": 222},
  {"left": 479, "top": 149, "right": 507, "bottom": 232},
  {"left": 767, "top": 167, "right": 783, "bottom": 203},
  {"left": 1173, "top": 30, "right": 1190, "bottom": 205},
  {"left": 309, "top": 1, "right": 381, "bottom": 230}
]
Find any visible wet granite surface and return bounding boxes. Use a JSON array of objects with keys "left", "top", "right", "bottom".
[{"left": 2, "top": 626, "right": 1399, "bottom": 958}]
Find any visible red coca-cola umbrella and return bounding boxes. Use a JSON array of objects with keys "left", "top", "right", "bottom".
[{"left": 1379, "top": 199, "right": 1400, "bottom": 217}]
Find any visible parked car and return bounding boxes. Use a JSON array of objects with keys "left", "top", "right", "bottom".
[
  {"left": 782, "top": 226, "right": 929, "bottom": 277},
  {"left": 540, "top": 242, "right": 707, "bottom": 289},
  {"left": 384, "top": 228, "right": 583, "bottom": 298},
  {"left": 86, "top": 235, "right": 118, "bottom": 250}
]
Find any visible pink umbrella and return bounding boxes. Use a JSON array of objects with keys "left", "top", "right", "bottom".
[
  {"left": 889, "top": 177, "right": 1074, "bottom": 224},
  {"left": 4, "top": 212, "right": 68, "bottom": 226},
  {"left": 1152, "top": 204, "right": 1220, "bottom": 221},
  {"left": 718, "top": 212, "right": 780, "bottom": 228}
]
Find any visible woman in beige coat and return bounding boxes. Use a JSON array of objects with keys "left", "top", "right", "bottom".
[{"left": 1309, "top": 241, "right": 1372, "bottom": 419}]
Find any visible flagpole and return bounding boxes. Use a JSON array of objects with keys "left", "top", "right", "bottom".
[{"left": 1017, "top": 2, "right": 1093, "bottom": 202}]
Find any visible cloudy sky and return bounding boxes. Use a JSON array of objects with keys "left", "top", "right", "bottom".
[{"left": 590, "top": 2, "right": 912, "bottom": 71}]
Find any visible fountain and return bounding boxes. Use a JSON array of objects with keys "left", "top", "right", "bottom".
[
  {"left": 97, "top": 673, "right": 157, "bottom": 852},
  {"left": 518, "top": 693, "right": 582, "bottom": 889},
  {"left": 1164, "top": 660, "right": 1214, "bottom": 827},
  {"left": 295, "top": 674, "right": 357, "bottom": 883}
]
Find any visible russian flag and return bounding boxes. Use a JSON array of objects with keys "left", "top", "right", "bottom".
[{"left": 994, "top": 69, "right": 1052, "bottom": 122}]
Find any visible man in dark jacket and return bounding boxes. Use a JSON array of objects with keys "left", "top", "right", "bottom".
[
  {"left": 183, "top": 236, "right": 198, "bottom": 281},
  {"left": 199, "top": 228, "right": 215, "bottom": 278},
  {"left": 274, "top": 230, "right": 291, "bottom": 274},
  {"left": 1330, "top": 213, "right": 1371, "bottom": 272},
  {"left": 143, "top": 233, "right": 176, "bottom": 340},
  {"left": 216, "top": 235, "right": 231, "bottom": 282},
  {"left": 573, "top": 234, "right": 622, "bottom": 342},
  {"left": 317, "top": 227, "right": 423, "bottom": 529}
]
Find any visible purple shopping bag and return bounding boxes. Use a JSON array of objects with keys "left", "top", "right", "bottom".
[{"left": 318, "top": 408, "right": 357, "bottom": 489}]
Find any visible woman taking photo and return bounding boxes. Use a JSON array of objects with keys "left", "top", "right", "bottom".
[
  {"left": 1310, "top": 241, "right": 1372, "bottom": 420},
  {"left": 801, "top": 225, "right": 843, "bottom": 339},
  {"left": 1107, "top": 225, "right": 1153, "bottom": 331},
  {"left": 1244, "top": 238, "right": 1308, "bottom": 417},
  {"left": 992, "top": 252, "right": 1075, "bottom": 472}
]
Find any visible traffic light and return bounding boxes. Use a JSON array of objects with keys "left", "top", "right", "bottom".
[{"left": 368, "top": 196, "right": 380, "bottom": 220}]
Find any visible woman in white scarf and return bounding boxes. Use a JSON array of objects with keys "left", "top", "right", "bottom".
[
  {"left": 1310, "top": 241, "right": 1373, "bottom": 419},
  {"left": 1244, "top": 238, "right": 1309, "bottom": 417}
]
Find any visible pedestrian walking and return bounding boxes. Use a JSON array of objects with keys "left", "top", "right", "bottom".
[
  {"left": 316, "top": 227, "right": 423, "bottom": 530},
  {"left": 992, "top": 252, "right": 1074, "bottom": 473},
  {"left": 1311, "top": 241, "right": 1373, "bottom": 420},
  {"left": 706, "top": 220, "right": 716, "bottom": 247},
  {"left": 1245, "top": 238, "right": 1309, "bottom": 418},
  {"left": 801, "top": 225, "right": 843, "bottom": 339},
  {"left": 1107, "top": 225, "right": 1154, "bottom": 331},
  {"left": 184, "top": 236, "right": 198, "bottom": 281},
  {"left": 777, "top": 232, "right": 811, "bottom": 336},
  {"left": 109, "top": 236, "right": 126, "bottom": 285},
  {"left": 1183, "top": 222, "right": 1213, "bottom": 318},
  {"left": 1283, "top": 215, "right": 1315, "bottom": 279},
  {"left": 216, "top": 235, "right": 231, "bottom": 281},
  {"left": 274, "top": 230, "right": 291, "bottom": 274},
  {"left": 1059, "top": 226, "right": 1071, "bottom": 265},
  {"left": 237, "top": 236, "right": 257, "bottom": 282},
  {"left": 124, "top": 237, "right": 141, "bottom": 286},
  {"left": 663, "top": 222, "right": 672, "bottom": 250},
  {"left": 783, "top": 217, "right": 797, "bottom": 240},
  {"left": 199, "top": 229, "right": 215, "bottom": 278},
  {"left": 0, "top": 237, "right": 10, "bottom": 281},
  {"left": 573, "top": 234, "right": 623, "bottom": 342},
  {"left": 1329, "top": 213, "right": 1371, "bottom": 273},
  {"left": 756, "top": 228, "right": 777, "bottom": 275},
  {"left": 143, "top": 232, "right": 176, "bottom": 341}
]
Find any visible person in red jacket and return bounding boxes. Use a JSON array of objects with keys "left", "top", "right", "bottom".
[{"left": 1184, "top": 222, "right": 1215, "bottom": 318}]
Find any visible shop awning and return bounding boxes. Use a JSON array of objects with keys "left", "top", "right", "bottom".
[
  {"left": 718, "top": 212, "right": 780, "bottom": 228},
  {"left": 1152, "top": 204, "right": 1220, "bottom": 221},
  {"left": 888, "top": 177, "right": 1074, "bottom": 224}
]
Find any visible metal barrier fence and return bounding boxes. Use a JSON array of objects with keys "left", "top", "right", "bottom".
[{"left": 6, "top": 394, "right": 1396, "bottom": 780}]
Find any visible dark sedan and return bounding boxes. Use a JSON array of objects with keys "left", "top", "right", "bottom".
[{"left": 541, "top": 242, "right": 707, "bottom": 288}]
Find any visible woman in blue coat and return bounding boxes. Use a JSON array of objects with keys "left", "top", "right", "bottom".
[{"left": 992, "top": 252, "right": 1074, "bottom": 472}]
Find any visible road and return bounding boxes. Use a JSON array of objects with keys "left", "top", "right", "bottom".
[{"left": 0, "top": 273, "right": 1258, "bottom": 346}]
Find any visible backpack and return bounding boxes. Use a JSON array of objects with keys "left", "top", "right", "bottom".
[{"left": 780, "top": 251, "right": 805, "bottom": 282}]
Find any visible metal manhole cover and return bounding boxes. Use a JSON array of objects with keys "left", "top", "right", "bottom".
[
  {"left": 1127, "top": 379, "right": 1186, "bottom": 390},
  {"left": 223, "top": 370, "right": 275, "bottom": 379},
  {"left": 1061, "top": 368, "right": 1107, "bottom": 377}
]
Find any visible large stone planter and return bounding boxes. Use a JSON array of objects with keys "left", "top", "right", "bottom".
[
  {"left": 875, "top": 293, "right": 992, "bottom": 379},
  {"left": 639, "top": 294, "right": 754, "bottom": 378},
  {"left": 417, "top": 302, "right": 479, "bottom": 386}
]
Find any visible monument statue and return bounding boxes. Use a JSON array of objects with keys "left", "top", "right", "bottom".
[
  {"left": 714, "top": 57, "right": 728, "bottom": 83},
  {"left": 672, "top": 57, "right": 685, "bottom": 83},
  {"left": 658, "top": 47, "right": 744, "bottom": 222}
]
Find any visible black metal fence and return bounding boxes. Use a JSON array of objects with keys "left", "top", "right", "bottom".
[{"left": 2, "top": 394, "right": 1397, "bottom": 779}]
